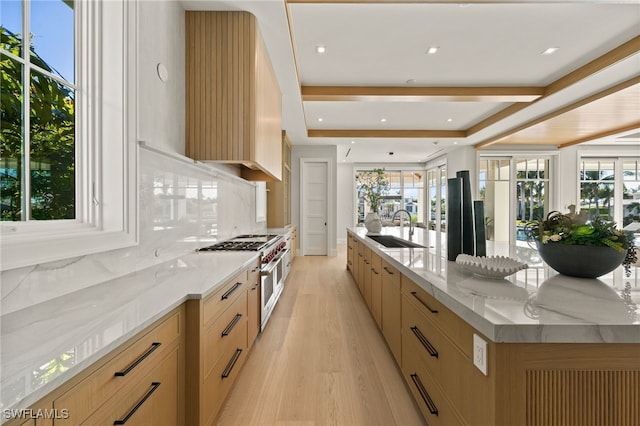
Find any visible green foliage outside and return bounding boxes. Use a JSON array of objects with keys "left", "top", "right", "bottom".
[
  {"left": 1, "top": 27, "right": 75, "bottom": 221},
  {"left": 356, "top": 168, "right": 390, "bottom": 213}
]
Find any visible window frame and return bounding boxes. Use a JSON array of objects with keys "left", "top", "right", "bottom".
[
  {"left": 477, "top": 152, "right": 556, "bottom": 246},
  {"left": 0, "top": 0, "right": 138, "bottom": 271}
]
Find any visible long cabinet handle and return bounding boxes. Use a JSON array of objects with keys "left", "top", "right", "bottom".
[
  {"left": 372, "top": 268, "right": 379, "bottom": 275},
  {"left": 383, "top": 266, "right": 395, "bottom": 275},
  {"left": 410, "top": 374, "right": 439, "bottom": 416},
  {"left": 410, "top": 326, "right": 438, "bottom": 358},
  {"left": 113, "top": 382, "right": 161, "bottom": 424},
  {"left": 364, "top": 259, "right": 370, "bottom": 264},
  {"left": 221, "top": 282, "right": 242, "bottom": 300},
  {"left": 221, "top": 349, "right": 243, "bottom": 379},
  {"left": 221, "top": 314, "right": 243, "bottom": 337},
  {"left": 114, "top": 342, "right": 161, "bottom": 377},
  {"left": 411, "top": 291, "right": 438, "bottom": 314}
]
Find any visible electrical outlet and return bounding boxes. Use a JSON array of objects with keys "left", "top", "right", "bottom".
[{"left": 473, "top": 334, "right": 488, "bottom": 375}]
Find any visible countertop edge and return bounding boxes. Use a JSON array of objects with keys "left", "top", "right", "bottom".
[
  {"left": 348, "top": 228, "right": 640, "bottom": 344},
  {"left": 1, "top": 250, "right": 261, "bottom": 420}
]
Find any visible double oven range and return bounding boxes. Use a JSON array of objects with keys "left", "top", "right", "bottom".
[{"left": 199, "top": 234, "right": 289, "bottom": 330}]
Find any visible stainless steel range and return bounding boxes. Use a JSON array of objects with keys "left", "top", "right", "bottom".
[{"left": 199, "top": 234, "right": 288, "bottom": 330}]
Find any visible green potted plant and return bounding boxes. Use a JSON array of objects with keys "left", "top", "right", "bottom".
[
  {"left": 526, "top": 209, "right": 637, "bottom": 278},
  {"left": 356, "top": 168, "right": 390, "bottom": 233}
]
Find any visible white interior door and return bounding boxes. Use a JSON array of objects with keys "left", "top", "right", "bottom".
[{"left": 302, "top": 160, "right": 328, "bottom": 255}]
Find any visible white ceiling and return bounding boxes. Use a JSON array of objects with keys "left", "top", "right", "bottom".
[{"left": 180, "top": 1, "right": 640, "bottom": 163}]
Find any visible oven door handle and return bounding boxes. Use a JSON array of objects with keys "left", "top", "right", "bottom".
[
  {"left": 260, "top": 260, "right": 279, "bottom": 276},
  {"left": 273, "top": 249, "right": 290, "bottom": 263}
]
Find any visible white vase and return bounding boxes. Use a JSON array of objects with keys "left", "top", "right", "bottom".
[{"left": 364, "top": 212, "right": 382, "bottom": 233}]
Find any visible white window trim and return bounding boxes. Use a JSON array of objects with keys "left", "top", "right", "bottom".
[{"left": 0, "top": 0, "right": 138, "bottom": 271}]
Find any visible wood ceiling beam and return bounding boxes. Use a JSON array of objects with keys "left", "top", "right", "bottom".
[
  {"left": 469, "top": 35, "right": 640, "bottom": 139},
  {"left": 474, "top": 76, "right": 640, "bottom": 149},
  {"left": 558, "top": 122, "right": 640, "bottom": 149},
  {"left": 301, "top": 86, "right": 544, "bottom": 102},
  {"left": 307, "top": 129, "right": 465, "bottom": 138}
]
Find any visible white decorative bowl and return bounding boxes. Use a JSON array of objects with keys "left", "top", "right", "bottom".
[{"left": 455, "top": 254, "right": 528, "bottom": 279}]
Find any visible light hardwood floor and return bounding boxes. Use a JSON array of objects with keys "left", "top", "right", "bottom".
[{"left": 216, "top": 245, "right": 426, "bottom": 426}]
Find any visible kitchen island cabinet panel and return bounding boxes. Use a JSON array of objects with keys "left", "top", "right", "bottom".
[
  {"left": 348, "top": 227, "right": 640, "bottom": 426},
  {"left": 380, "top": 259, "right": 401, "bottom": 364},
  {"left": 363, "top": 245, "right": 372, "bottom": 309},
  {"left": 370, "top": 251, "right": 382, "bottom": 328}
]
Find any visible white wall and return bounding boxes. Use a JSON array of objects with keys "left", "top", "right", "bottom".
[
  {"left": 292, "top": 145, "right": 338, "bottom": 256},
  {"left": 0, "top": 1, "right": 267, "bottom": 313},
  {"left": 137, "top": 0, "right": 185, "bottom": 154},
  {"left": 337, "top": 163, "right": 355, "bottom": 244}
]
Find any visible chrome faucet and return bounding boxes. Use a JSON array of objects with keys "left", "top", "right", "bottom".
[{"left": 392, "top": 209, "right": 414, "bottom": 239}]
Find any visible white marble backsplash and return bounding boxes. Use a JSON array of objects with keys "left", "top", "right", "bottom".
[{"left": 1, "top": 147, "right": 266, "bottom": 314}]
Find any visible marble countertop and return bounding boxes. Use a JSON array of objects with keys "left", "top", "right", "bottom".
[
  {"left": 0, "top": 250, "right": 259, "bottom": 418},
  {"left": 348, "top": 226, "right": 640, "bottom": 344}
]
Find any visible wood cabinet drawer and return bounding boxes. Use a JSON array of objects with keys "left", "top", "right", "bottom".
[
  {"left": 79, "top": 346, "right": 180, "bottom": 426},
  {"left": 401, "top": 275, "right": 473, "bottom": 358},
  {"left": 54, "top": 310, "right": 182, "bottom": 425},
  {"left": 402, "top": 292, "right": 445, "bottom": 383},
  {"left": 402, "top": 337, "right": 466, "bottom": 426},
  {"left": 381, "top": 260, "right": 400, "bottom": 287},
  {"left": 201, "top": 327, "right": 248, "bottom": 426},
  {"left": 203, "top": 270, "right": 249, "bottom": 326},
  {"left": 203, "top": 293, "right": 248, "bottom": 377}
]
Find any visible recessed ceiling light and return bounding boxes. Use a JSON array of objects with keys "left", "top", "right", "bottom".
[
  {"left": 426, "top": 46, "right": 439, "bottom": 55},
  {"left": 447, "top": 118, "right": 453, "bottom": 122},
  {"left": 453, "top": 141, "right": 458, "bottom": 145},
  {"left": 351, "top": 140, "right": 355, "bottom": 144},
  {"left": 317, "top": 118, "right": 323, "bottom": 122},
  {"left": 316, "top": 45, "right": 326, "bottom": 54},
  {"left": 380, "top": 118, "right": 387, "bottom": 123},
  {"left": 542, "top": 47, "right": 560, "bottom": 55}
]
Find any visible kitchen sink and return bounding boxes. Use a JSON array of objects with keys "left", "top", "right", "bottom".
[{"left": 367, "top": 235, "right": 425, "bottom": 248}]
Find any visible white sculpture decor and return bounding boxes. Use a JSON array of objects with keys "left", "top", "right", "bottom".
[
  {"left": 364, "top": 212, "right": 382, "bottom": 233},
  {"left": 455, "top": 254, "right": 528, "bottom": 279}
]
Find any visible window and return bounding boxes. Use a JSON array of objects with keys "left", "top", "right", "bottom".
[
  {"left": 479, "top": 156, "right": 551, "bottom": 245},
  {"left": 516, "top": 158, "right": 549, "bottom": 239},
  {"left": 1, "top": 0, "right": 76, "bottom": 221},
  {"left": 479, "top": 159, "right": 510, "bottom": 242},
  {"left": 355, "top": 168, "right": 425, "bottom": 225},
  {"left": 580, "top": 157, "right": 640, "bottom": 247},
  {"left": 0, "top": 0, "right": 138, "bottom": 271},
  {"left": 580, "top": 159, "right": 615, "bottom": 220}
]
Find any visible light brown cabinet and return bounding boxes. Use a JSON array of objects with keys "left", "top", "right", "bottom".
[
  {"left": 267, "top": 132, "right": 292, "bottom": 227},
  {"left": 348, "top": 230, "right": 640, "bottom": 425},
  {"left": 380, "top": 259, "right": 401, "bottom": 364},
  {"left": 4, "top": 307, "right": 186, "bottom": 426},
  {"left": 247, "top": 266, "right": 261, "bottom": 349},
  {"left": 185, "top": 261, "right": 258, "bottom": 426},
  {"left": 362, "top": 245, "right": 372, "bottom": 309},
  {"left": 347, "top": 234, "right": 355, "bottom": 273},
  {"left": 369, "top": 251, "right": 382, "bottom": 328},
  {"left": 185, "top": 11, "right": 282, "bottom": 181},
  {"left": 290, "top": 226, "right": 297, "bottom": 259},
  {"left": 401, "top": 276, "right": 490, "bottom": 426}
]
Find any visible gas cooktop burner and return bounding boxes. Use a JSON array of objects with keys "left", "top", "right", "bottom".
[{"left": 197, "top": 234, "right": 280, "bottom": 252}]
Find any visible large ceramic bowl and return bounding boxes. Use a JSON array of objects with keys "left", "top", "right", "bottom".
[
  {"left": 536, "top": 241, "right": 625, "bottom": 278},
  {"left": 455, "top": 254, "right": 528, "bottom": 279}
]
